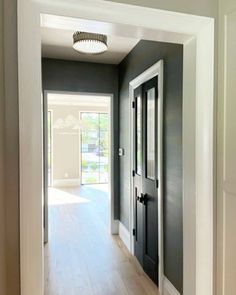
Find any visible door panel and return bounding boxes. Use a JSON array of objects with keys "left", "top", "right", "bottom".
[
  {"left": 142, "top": 78, "right": 158, "bottom": 284},
  {"left": 134, "top": 86, "right": 144, "bottom": 266},
  {"left": 133, "top": 77, "right": 159, "bottom": 285}
]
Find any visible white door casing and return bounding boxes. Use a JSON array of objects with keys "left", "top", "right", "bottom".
[
  {"left": 17, "top": 1, "right": 215, "bottom": 295},
  {"left": 217, "top": 1, "right": 236, "bottom": 295}
]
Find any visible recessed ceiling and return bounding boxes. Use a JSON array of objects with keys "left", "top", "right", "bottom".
[{"left": 41, "top": 27, "right": 140, "bottom": 64}]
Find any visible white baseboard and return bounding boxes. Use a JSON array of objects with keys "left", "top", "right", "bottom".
[
  {"left": 119, "top": 222, "right": 131, "bottom": 252},
  {"left": 163, "top": 277, "right": 181, "bottom": 295},
  {"left": 53, "top": 178, "right": 80, "bottom": 187},
  {"left": 111, "top": 219, "right": 119, "bottom": 235}
]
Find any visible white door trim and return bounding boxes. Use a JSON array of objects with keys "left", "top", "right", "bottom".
[
  {"left": 129, "top": 60, "right": 164, "bottom": 293},
  {"left": 17, "top": 1, "right": 215, "bottom": 295},
  {"left": 163, "top": 277, "right": 181, "bottom": 295}
]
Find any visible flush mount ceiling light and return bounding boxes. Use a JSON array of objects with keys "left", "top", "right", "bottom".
[{"left": 73, "top": 31, "right": 108, "bottom": 54}]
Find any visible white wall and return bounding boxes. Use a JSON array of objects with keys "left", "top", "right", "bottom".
[
  {"left": 217, "top": 1, "right": 236, "bottom": 294},
  {"left": 106, "top": 0, "right": 217, "bottom": 17},
  {"left": 49, "top": 104, "right": 108, "bottom": 186}
]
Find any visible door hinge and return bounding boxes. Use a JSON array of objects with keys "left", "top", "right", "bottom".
[
  {"left": 156, "top": 179, "right": 159, "bottom": 188},
  {"left": 133, "top": 228, "right": 136, "bottom": 236},
  {"left": 132, "top": 101, "right": 136, "bottom": 109},
  {"left": 132, "top": 170, "right": 135, "bottom": 177}
]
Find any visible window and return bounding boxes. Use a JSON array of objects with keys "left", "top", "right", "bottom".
[{"left": 81, "top": 112, "right": 109, "bottom": 184}]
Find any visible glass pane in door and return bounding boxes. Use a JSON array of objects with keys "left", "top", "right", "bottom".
[
  {"left": 136, "top": 96, "right": 142, "bottom": 175},
  {"left": 146, "top": 88, "right": 155, "bottom": 180}
]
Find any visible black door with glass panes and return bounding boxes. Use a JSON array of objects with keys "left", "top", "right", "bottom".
[{"left": 133, "top": 76, "right": 159, "bottom": 285}]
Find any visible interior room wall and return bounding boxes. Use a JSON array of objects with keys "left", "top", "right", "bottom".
[
  {"left": 42, "top": 58, "right": 119, "bottom": 218},
  {"left": 3, "top": 0, "right": 20, "bottom": 294},
  {"left": 0, "top": 0, "right": 6, "bottom": 293},
  {"left": 48, "top": 104, "right": 109, "bottom": 186},
  {"left": 118, "top": 40, "right": 183, "bottom": 293}
]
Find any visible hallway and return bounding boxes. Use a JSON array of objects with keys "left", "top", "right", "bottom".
[{"left": 44, "top": 185, "right": 159, "bottom": 295}]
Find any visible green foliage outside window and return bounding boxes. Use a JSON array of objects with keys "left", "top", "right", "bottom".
[{"left": 81, "top": 112, "right": 109, "bottom": 184}]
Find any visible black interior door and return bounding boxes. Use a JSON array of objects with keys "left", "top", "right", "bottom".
[
  {"left": 133, "top": 76, "right": 159, "bottom": 285},
  {"left": 134, "top": 86, "right": 144, "bottom": 266}
]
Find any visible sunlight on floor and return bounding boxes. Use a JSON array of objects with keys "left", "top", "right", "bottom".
[
  {"left": 48, "top": 187, "right": 91, "bottom": 205},
  {"left": 45, "top": 185, "right": 159, "bottom": 295},
  {"left": 86, "top": 183, "right": 109, "bottom": 193}
]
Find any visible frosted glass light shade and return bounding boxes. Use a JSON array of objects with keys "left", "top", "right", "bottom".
[{"left": 73, "top": 32, "right": 108, "bottom": 54}]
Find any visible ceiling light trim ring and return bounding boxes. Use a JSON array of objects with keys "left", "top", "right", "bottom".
[{"left": 73, "top": 31, "right": 108, "bottom": 54}]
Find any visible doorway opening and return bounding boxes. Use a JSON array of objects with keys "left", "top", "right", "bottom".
[
  {"left": 44, "top": 92, "right": 112, "bottom": 292},
  {"left": 43, "top": 91, "right": 159, "bottom": 294},
  {"left": 18, "top": 2, "right": 215, "bottom": 295}
]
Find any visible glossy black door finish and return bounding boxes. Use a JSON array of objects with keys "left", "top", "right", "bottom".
[
  {"left": 134, "top": 86, "right": 144, "bottom": 267},
  {"left": 133, "top": 76, "right": 159, "bottom": 285}
]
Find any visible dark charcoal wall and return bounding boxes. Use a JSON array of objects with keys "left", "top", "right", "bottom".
[
  {"left": 42, "top": 58, "right": 119, "bottom": 219},
  {"left": 118, "top": 40, "right": 183, "bottom": 293}
]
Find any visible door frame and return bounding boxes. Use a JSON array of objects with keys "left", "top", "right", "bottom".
[
  {"left": 42, "top": 103, "right": 53, "bottom": 244},
  {"left": 130, "top": 60, "right": 164, "bottom": 291},
  {"left": 17, "top": 1, "right": 215, "bottom": 295},
  {"left": 43, "top": 91, "right": 116, "bottom": 234},
  {"left": 47, "top": 109, "right": 53, "bottom": 188}
]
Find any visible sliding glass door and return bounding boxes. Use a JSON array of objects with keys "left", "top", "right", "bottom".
[{"left": 81, "top": 112, "right": 109, "bottom": 184}]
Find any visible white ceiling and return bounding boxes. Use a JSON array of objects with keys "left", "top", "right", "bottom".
[
  {"left": 41, "top": 27, "right": 140, "bottom": 64},
  {"left": 41, "top": 14, "right": 189, "bottom": 64}
]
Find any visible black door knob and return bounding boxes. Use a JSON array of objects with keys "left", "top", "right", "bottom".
[{"left": 140, "top": 193, "right": 148, "bottom": 205}]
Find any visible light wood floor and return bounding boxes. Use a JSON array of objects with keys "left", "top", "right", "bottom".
[{"left": 44, "top": 185, "right": 159, "bottom": 295}]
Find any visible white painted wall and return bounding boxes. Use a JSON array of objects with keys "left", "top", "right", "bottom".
[
  {"left": 217, "top": 1, "right": 236, "bottom": 295},
  {"left": 106, "top": 0, "right": 217, "bottom": 17}
]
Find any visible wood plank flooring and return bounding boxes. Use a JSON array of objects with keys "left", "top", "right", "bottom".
[{"left": 44, "top": 185, "right": 159, "bottom": 295}]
